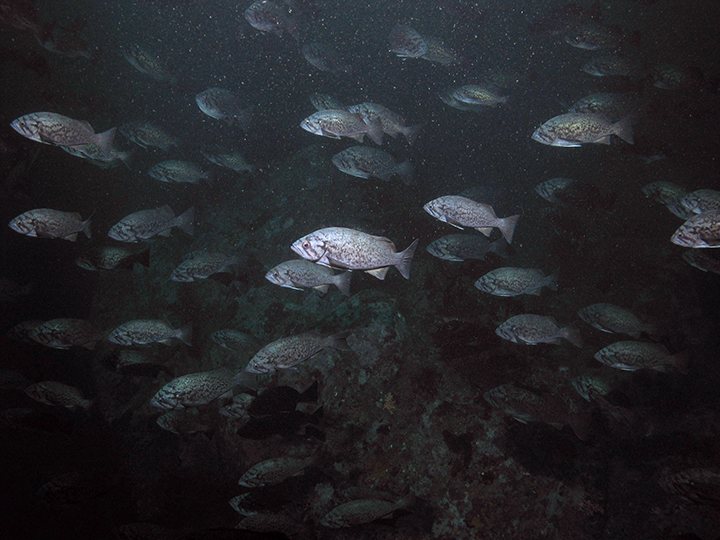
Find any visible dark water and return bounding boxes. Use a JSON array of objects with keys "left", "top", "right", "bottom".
[{"left": 2, "top": 1, "right": 720, "bottom": 539}]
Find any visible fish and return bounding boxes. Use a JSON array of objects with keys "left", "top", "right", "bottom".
[
  {"left": 7, "top": 320, "right": 44, "bottom": 343},
  {"left": 594, "top": 341, "right": 688, "bottom": 373},
  {"left": 534, "top": 178, "right": 575, "bottom": 204},
  {"left": 25, "top": 381, "right": 92, "bottom": 411},
  {"left": 321, "top": 494, "right": 415, "bottom": 528},
  {"left": 265, "top": 259, "right": 352, "bottom": 296},
  {"left": 447, "top": 85, "right": 508, "bottom": 107},
  {"left": 652, "top": 63, "right": 704, "bottom": 91},
  {"left": 564, "top": 23, "right": 632, "bottom": 50},
  {"left": 301, "top": 42, "right": 351, "bottom": 74},
  {"left": 291, "top": 227, "right": 419, "bottom": 279},
  {"left": 29, "top": 318, "right": 103, "bottom": 350},
  {"left": 219, "top": 393, "right": 254, "bottom": 419},
  {"left": 238, "top": 456, "right": 316, "bottom": 488},
  {"left": 420, "top": 35, "right": 462, "bottom": 65},
  {"left": 426, "top": 235, "right": 509, "bottom": 262},
  {"left": 156, "top": 408, "right": 212, "bottom": 434},
  {"left": 388, "top": 24, "right": 428, "bottom": 58},
  {"left": 332, "top": 146, "right": 413, "bottom": 185},
  {"left": 211, "top": 329, "right": 259, "bottom": 352},
  {"left": 112, "top": 350, "right": 168, "bottom": 377},
  {"left": 642, "top": 181, "right": 687, "bottom": 206},
  {"left": 300, "top": 109, "right": 383, "bottom": 145},
  {"left": 577, "top": 303, "right": 655, "bottom": 338},
  {"left": 10, "top": 112, "right": 116, "bottom": 156},
  {"left": 532, "top": 113, "right": 634, "bottom": 147},
  {"left": 675, "top": 189, "right": 720, "bottom": 215},
  {"left": 671, "top": 210, "right": 720, "bottom": 248},
  {"left": 60, "top": 141, "right": 133, "bottom": 169},
  {"left": 582, "top": 55, "right": 642, "bottom": 78},
  {"left": 496, "top": 314, "right": 583, "bottom": 347},
  {"left": 245, "top": 331, "right": 349, "bottom": 374},
  {"left": 683, "top": 250, "right": 720, "bottom": 274},
  {"left": 484, "top": 384, "right": 589, "bottom": 440},
  {"left": 310, "top": 92, "right": 345, "bottom": 111},
  {"left": 147, "top": 160, "right": 213, "bottom": 185},
  {"left": 150, "top": 368, "right": 255, "bottom": 410},
  {"left": 195, "top": 88, "right": 253, "bottom": 129},
  {"left": 170, "top": 251, "right": 243, "bottom": 282},
  {"left": 108, "top": 205, "right": 194, "bottom": 243},
  {"left": 423, "top": 195, "right": 520, "bottom": 243},
  {"left": 76, "top": 246, "right": 150, "bottom": 271},
  {"left": 346, "top": 102, "right": 422, "bottom": 146},
  {"left": 108, "top": 320, "right": 192, "bottom": 346},
  {"left": 36, "top": 18, "right": 99, "bottom": 64},
  {"left": 439, "top": 89, "right": 486, "bottom": 112},
  {"left": 571, "top": 374, "right": 613, "bottom": 402},
  {"left": 568, "top": 93, "right": 636, "bottom": 123},
  {"left": 475, "top": 268, "right": 558, "bottom": 297},
  {"left": 9, "top": 208, "right": 91, "bottom": 241},
  {"left": 122, "top": 44, "right": 175, "bottom": 82},
  {"left": 119, "top": 120, "right": 180, "bottom": 151},
  {"left": 201, "top": 146, "right": 255, "bottom": 173},
  {"left": 658, "top": 468, "right": 720, "bottom": 508},
  {"left": 244, "top": 0, "right": 298, "bottom": 38}
]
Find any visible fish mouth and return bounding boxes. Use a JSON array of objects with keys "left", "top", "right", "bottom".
[
  {"left": 531, "top": 129, "right": 553, "bottom": 145},
  {"left": 670, "top": 230, "right": 696, "bottom": 247}
]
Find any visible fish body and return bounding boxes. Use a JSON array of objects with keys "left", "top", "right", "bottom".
[
  {"left": 388, "top": 24, "right": 427, "bottom": 58},
  {"left": 301, "top": 42, "right": 351, "bottom": 73},
  {"left": 123, "top": 44, "right": 175, "bottom": 82},
  {"left": 195, "top": 88, "right": 252, "bottom": 129},
  {"left": 564, "top": 23, "right": 627, "bottom": 50},
  {"left": 151, "top": 368, "right": 250, "bottom": 409},
  {"left": 76, "top": 246, "right": 150, "bottom": 271},
  {"left": 671, "top": 210, "right": 720, "bottom": 248},
  {"left": 659, "top": 468, "right": 720, "bottom": 507},
  {"left": 475, "top": 268, "right": 557, "bottom": 297},
  {"left": 61, "top": 141, "right": 132, "bottom": 169},
  {"left": 346, "top": 102, "right": 421, "bottom": 145},
  {"left": 571, "top": 374, "right": 613, "bottom": 402},
  {"left": 577, "top": 303, "right": 654, "bottom": 338},
  {"left": 291, "top": 227, "right": 419, "bottom": 279},
  {"left": 440, "top": 89, "right": 486, "bottom": 112},
  {"left": 9, "top": 208, "right": 91, "bottom": 241},
  {"left": 642, "top": 181, "right": 687, "bottom": 206},
  {"left": 10, "top": 112, "right": 116, "bottom": 155},
  {"left": 582, "top": 55, "right": 641, "bottom": 77},
  {"left": 496, "top": 314, "right": 583, "bottom": 347},
  {"left": 310, "top": 93, "right": 345, "bottom": 111},
  {"left": 423, "top": 195, "right": 520, "bottom": 243},
  {"left": 265, "top": 259, "right": 352, "bottom": 296},
  {"left": 171, "top": 251, "right": 242, "bottom": 282},
  {"left": 7, "top": 320, "right": 44, "bottom": 343},
  {"left": 332, "top": 146, "right": 413, "bottom": 184},
  {"left": 246, "top": 332, "right": 349, "bottom": 374},
  {"left": 238, "top": 456, "right": 315, "bottom": 487},
  {"left": 219, "top": 393, "right": 254, "bottom": 418},
  {"left": 683, "top": 250, "right": 720, "bottom": 274},
  {"left": 322, "top": 495, "right": 414, "bottom": 528},
  {"left": 244, "top": 0, "right": 297, "bottom": 38},
  {"left": 532, "top": 113, "right": 634, "bottom": 146},
  {"left": 211, "top": 329, "right": 258, "bottom": 352},
  {"left": 147, "top": 160, "right": 212, "bottom": 185},
  {"left": 119, "top": 120, "right": 179, "bottom": 151},
  {"left": 29, "top": 319, "right": 102, "bottom": 350},
  {"left": 594, "top": 341, "right": 688, "bottom": 372},
  {"left": 426, "top": 234, "right": 508, "bottom": 262},
  {"left": 108, "top": 320, "right": 192, "bottom": 346},
  {"left": 652, "top": 63, "right": 704, "bottom": 91},
  {"left": 449, "top": 85, "right": 508, "bottom": 107},
  {"left": 568, "top": 93, "right": 636, "bottom": 122},
  {"left": 25, "top": 381, "right": 92, "bottom": 411},
  {"left": 421, "top": 35, "right": 461, "bottom": 65},
  {"left": 201, "top": 146, "right": 255, "bottom": 173},
  {"left": 676, "top": 189, "right": 720, "bottom": 215},
  {"left": 300, "top": 109, "right": 383, "bottom": 145},
  {"left": 108, "top": 205, "right": 194, "bottom": 242}
]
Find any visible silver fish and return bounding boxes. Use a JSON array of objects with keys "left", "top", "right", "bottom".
[
  {"left": 577, "top": 303, "right": 655, "bottom": 338},
  {"left": 439, "top": 88, "right": 486, "bottom": 112},
  {"left": 332, "top": 146, "right": 413, "bottom": 185},
  {"left": 568, "top": 92, "right": 636, "bottom": 123},
  {"left": 421, "top": 35, "right": 461, "bottom": 65},
  {"left": 310, "top": 93, "right": 345, "bottom": 111},
  {"left": 244, "top": 0, "right": 297, "bottom": 38},
  {"left": 475, "top": 268, "right": 558, "bottom": 297},
  {"left": 346, "top": 102, "right": 422, "bottom": 145},
  {"left": 156, "top": 408, "right": 212, "bottom": 434},
  {"left": 388, "top": 24, "right": 427, "bottom": 58},
  {"left": 426, "top": 235, "right": 509, "bottom": 262},
  {"left": 61, "top": 142, "right": 132, "bottom": 168},
  {"left": 108, "top": 205, "right": 194, "bottom": 243},
  {"left": 201, "top": 146, "right": 255, "bottom": 173},
  {"left": 448, "top": 85, "right": 508, "bottom": 107},
  {"left": 423, "top": 195, "right": 520, "bottom": 243},
  {"left": 25, "top": 381, "right": 92, "bottom": 411},
  {"left": 75, "top": 246, "right": 149, "bottom": 271},
  {"left": 119, "top": 120, "right": 180, "bottom": 151},
  {"left": 170, "top": 251, "right": 242, "bottom": 282},
  {"left": 683, "top": 250, "right": 720, "bottom": 274},
  {"left": 291, "top": 227, "right": 419, "bottom": 279},
  {"left": 265, "top": 259, "right": 352, "bottom": 296},
  {"left": 532, "top": 113, "right": 634, "bottom": 147},
  {"left": 195, "top": 88, "right": 252, "bottom": 129},
  {"left": 148, "top": 160, "right": 212, "bottom": 185},
  {"left": 676, "top": 189, "right": 720, "bottom": 215},
  {"left": 496, "top": 314, "right": 583, "bottom": 347},
  {"left": 594, "top": 341, "right": 688, "bottom": 373},
  {"left": 671, "top": 210, "right": 720, "bottom": 248},
  {"left": 300, "top": 109, "right": 383, "bottom": 145},
  {"left": 211, "top": 329, "right": 259, "bottom": 352},
  {"left": 151, "top": 368, "right": 253, "bottom": 410},
  {"left": 107, "top": 320, "right": 192, "bottom": 346},
  {"left": 9, "top": 208, "right": 91, "bottom": 241},
  {"left": 301, "top": 43, "right": 351, "bottom": 74},
  {"left": 564, "top": 23, "right": 627, "bottom": 50},
  {"left": 246, "top": 331, "right": 349, "bottom": 374},
  {"left": 582, "top": 55, "right": 642, "bottom": 78},
  {"left": 10, "top": 112, "right": 116, "bottom": 155},
  {"left": 238, "top": 456, "right": 315, "bottom": 487},
  {"left": 122, "top": 44, "right": 175, "bottom": 82},
  {"left": 322, "top": 495, "right": 415, "bottom": 528},
  {"left": 29, "top": 318, "right": 103, "bottom": 350}
]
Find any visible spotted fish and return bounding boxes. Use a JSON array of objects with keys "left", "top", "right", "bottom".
[
  {"left": 246, "top": 331, "right": 350, "bottom": 374},
  {"left": 532, "top": 113, "right": 634, "bottom": 147},
  {"left": 423, "top": 195, "right": 520, "bottom": 243},
  {"left": 9, "top": 208, "right": 91, "bottom": 241},
  {"left": 10, "top": 112, "right": 116, "bottom": 155},
  {"left": 108, "top": 206, "right": 194, "bottom": 243},
  {"left": 151, "top": 368, "right": 255, "bottom": 410}
]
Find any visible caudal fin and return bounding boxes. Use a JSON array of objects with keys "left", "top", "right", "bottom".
[
  {"left": 178, "top": 324, "right": 193, "bottom": 346},
  {"left": 402, "top": 124, "right": 423, "bottom": 146},
  {"left": 545, "top": 269, "right": 559, "bottom": 291},
  {"left": 395, "top": 160, "right": 414, "bottom": 185},
  {"left": 332, "top": 271, "right": 352, "bottom": 296},
  {"left": 175, "top": 207, "right": 195, "bottom": 236},
  {"left": 395, "top": 239, "right": 419, "bottom": 279},
  {"left": 92, "top": 127, "right": 117, "bottom": 157},
  {"left": 562, "top": 326, "right": 584, "bottom": 348},
  {"left": 498, "top": 214, "right": 520, "bottom": 244},
  {"left": 366, "top": 118, "right": 384, "bottom": 146},
  {"left": 613, "top": 115, "right": 635, "bottom": 145},
  {"left": 82, "top": 218, "right": 92, "bottom": 239}
]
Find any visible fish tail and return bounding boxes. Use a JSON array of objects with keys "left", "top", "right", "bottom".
[
  {"left": 178, "top": 324, "right": 193, "bottom": 346},
  {"left": 92, "top": 127, "right": 117, "bottom": 157},
  {"left": 396, "top": 493, "right": 416, "bottom": 510},
  {"left": 612, "top": 115, "right": 635, "bottom": 145},
  {"left": 546, "top": 268, "right": 560, "bottom": 291},
  {"left": 82, "top": 217, "right": 92, "bottom": 239},
  {"left": 562, "top": 326, "right": 584, "bottom": 348},
  {"left": 366, "top": 118, "right": 384, "bottom": 146},
  {"left": 396, "top": 160, "right": 414, "bottom": 185},
  {"left": 176, "top": 207, "right": 195, "bottom": 236},
  {"left": 567, "top": 412, "right": 591, "bottom": 441},
  {"left": 327, "top": 330, "right": 352, "bottom": 352},
  {"left": 498, "top": 214, "right": 520, "bottom": 244},
  {"left": 402, "top": 124, "right": 423, "bottom": 146},
  {"left": 491, "top": 238, "right": 510, "bottom": 258},
  {"left": 333, "top": 271, "right": 352, "bottom": 297},
  {"left": 395, "top": 238, "right": 419, "bottom": 279}
]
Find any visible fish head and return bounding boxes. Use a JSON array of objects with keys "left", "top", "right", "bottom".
[
  {"left": 291, "top": 234, "right": 326, "bottom": 262},
  {"left": 8, "top": 214, "right": 33, "bottom": 235},
  {"left": 531, "top": 126, "right": 555, "bottom": 145},
  {"left": 474, "top": 275, "right": 496, "bottom": 293},
  {"left": 265, "top": 267, "right": 289, "bottom": 287},
  {"left": 422, "top": 200, "right": 444, "bottom": 220},
  {"left": 244, "top": 361, "right": 271, "bottom": 374},
  {"left": 495, "top": 324, "right": 517, "bottom": 343},
  {"left": 10, "top": 114, "right": 42, "bottom": 142},
  {"left": 108, "top": 223, "right": 134, "bottom": 242},
  {"left": 150, "top": 389, "right": 180, "bottom": 410},
  {"left": 299, "top": 115, "right": 322, "bottom": 135},
  {"left": 670, "top": 227, "right": 699, "bottom": 247}
]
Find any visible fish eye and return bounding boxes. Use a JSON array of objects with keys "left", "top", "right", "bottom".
[{"left": 302, "top": 240, "right": 310, "bottom": 249}]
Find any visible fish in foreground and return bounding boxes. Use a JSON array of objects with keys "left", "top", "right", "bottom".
[
  {"left": 245, "top": 331, "right": 350, "bottom": 374},
  {"left": 577, "top": 303, "right": 655, "bottom": 338},
  {"left": 108, "top": 320, "right": 192, "bottom": 346},
  {"left": 332, "top": 146, "right": 413, "bottom": 185},
  {"left": 148, "top": 160, "right": 213, "bottom": 185},
  {"left": 61, "top": 141, "right": 133, "bottom": 169},
  {"left": 675, "top": 189, "right": 720, "bottom": 216},
  {"left": 108, "top": 205, "right": 194, "bottom": 243},
  {"left": 25, "top": 381, "right": 92, "bottom": 411},
  {"left": 10, "top": 112, "right": 116, "bottom": 156},
  {"left": 426, "top": 234, "right": 509, "bottom": 262},
  {"left": 671, "top": 210, "right": 720, "bottom": 248},
  {"left": 238, "top": 456, "right": 316, "bottom": 487},
  {"left": 475, "top": 268, "right": 558, "bottom": 297},
  {"left": 532, "top": 113, "right": 634, "bottom": 147},
  {"left": 119, "top": 120, "right": 180, "bottom": 151},
  {"left": 170, "top": 251, "right": 243, "bottom": 282},
  {"left": 496, "top": 314, "right": 583, "bottom": 347},
  {"left": 195, "top": 88, "right": 252, "bottom": 129},
  {"left": 594, "top": 341, "right": 688, "bottom": 373},
  {"left": 346, "top": 102, "right": 422, "bottom": 145},
  {"left": 211, "top": 329, "right": 259, "bottom": 352},
  {"left": 423, "top": 195, "right": 520, "bottom": 243},
  {"left": 388, "top": 24, "right": 427, "bottom": 58},
  {"left": 484, "top": 384, "right": 589, "bottom": 440},
  {"left": 322, "top": 494, "right": 415, "bottom": 528},
  {"left": 9, "top": 208, "right": 91, "bottom": 241},
  {"left": 291, "top": 227, "right": 419, "bottom": 279},
  {"left": 29, "top": 319, "right": 103, "bottom": 350},
  {"left": 265, "top": 259, "right": 352, "bottom": 296},
  {"left": 683, "top": 250, "right": 720, "bottom": 274},
  {"left": 642, "top": 181, "right": 687, "bottom": 206},
  {"left": 300, "top": 109, "right": 384, "bottom": 145},
  {"left": 76, "top": 246, "right": 150, "bottom": 271},
  {"left": 151, "top": 368, "right": 255, "bottom": 410}
]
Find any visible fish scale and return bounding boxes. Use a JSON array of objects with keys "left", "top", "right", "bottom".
[
  {"left": 246, "top": 332, "right": 349, "bottom": 373},
  {"left": 151, "top": 369, "right": 243, "bottom": 409}
]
